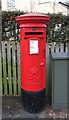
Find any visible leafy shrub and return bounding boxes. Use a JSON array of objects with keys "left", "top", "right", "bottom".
[
  {"left": 2, "top": 11, "right": 26, "bottom": 41},
  {"left": 46, "top": 13, "right": 69, "bottom": 42}
]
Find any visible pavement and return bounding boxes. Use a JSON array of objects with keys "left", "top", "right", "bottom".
[{"left": 2, "top": 96, "right": 68, "bottom": 119}]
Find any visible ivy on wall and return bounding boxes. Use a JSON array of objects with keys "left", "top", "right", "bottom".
[{"left": 2, "top": 11, "right": 69, "bottom": 42}]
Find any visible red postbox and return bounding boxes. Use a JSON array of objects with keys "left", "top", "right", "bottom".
[{"left": 16, "top": 14, "right": 50, "bottom": 113}]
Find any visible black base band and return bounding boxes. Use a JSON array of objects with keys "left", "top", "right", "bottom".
[{"left": 21, "top": 88, "right": 45, "bottom": 113}]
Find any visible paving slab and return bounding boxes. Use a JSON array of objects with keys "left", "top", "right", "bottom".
[{"left": 2, "top": 96, "right": 68, "bottom": 119}]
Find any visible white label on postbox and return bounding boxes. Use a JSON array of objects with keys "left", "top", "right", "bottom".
[{"left": 30, "top": 40, "right": 38, "bottom": 54}]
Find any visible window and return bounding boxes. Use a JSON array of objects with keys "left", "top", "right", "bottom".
[
  {"left": 7, "top": 0, "right": 15, "bottom": 10},
  {"left": 39, "top": 0, "right": 51, "bottom": 4}
]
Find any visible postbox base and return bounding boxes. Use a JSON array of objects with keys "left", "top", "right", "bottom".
[{"left": 21, "top": 88, "right": 45, "bottom": 113}]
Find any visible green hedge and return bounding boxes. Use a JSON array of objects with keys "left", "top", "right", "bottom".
[
  {"left": 2, "top": 11, "right": 69, "bottom": 42},
  {"left": 47, "top": 13, "right": 69, "bottom": 42},
  {"left": 2, "top": 11, "right": 26, "bottom": 41}
]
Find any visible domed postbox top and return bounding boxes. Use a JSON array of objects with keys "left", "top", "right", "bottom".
[{"left": 16, "top": 13, "right": 50, "bottom": 27}]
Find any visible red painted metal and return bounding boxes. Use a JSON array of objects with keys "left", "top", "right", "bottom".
[{"left": 16, "top": 14, "right": 50, "bottom": 91}]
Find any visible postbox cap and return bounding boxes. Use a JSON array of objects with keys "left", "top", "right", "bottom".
[{"left": 16, "top": 13, "right": 50, "bottom": 27}]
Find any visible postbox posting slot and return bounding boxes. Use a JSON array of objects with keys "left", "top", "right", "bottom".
[
  {"left": 25, "top": 32, "right": 43, "bottom": 35},
  {"left": 24, "top": 32, "right": 43, "bottom": 38}
]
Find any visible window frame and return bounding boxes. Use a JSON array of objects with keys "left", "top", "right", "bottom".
[
  {"left": 39, "top": 0, "right": 51, "bottom": 4},
  {"left": 7, "top": 0, "right": 15, "bottom": 10}
]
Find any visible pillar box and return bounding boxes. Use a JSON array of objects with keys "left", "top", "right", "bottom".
[{"left": 16, "top": 14, "right": 50, "bottom": 113}]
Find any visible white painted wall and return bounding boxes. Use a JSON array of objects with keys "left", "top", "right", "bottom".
[
  {"left": 1, "top": 0, "right": 68, "bottom": 15},
  {"left": 1, "top": 0, "right": 7, "bottom": 10}
]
